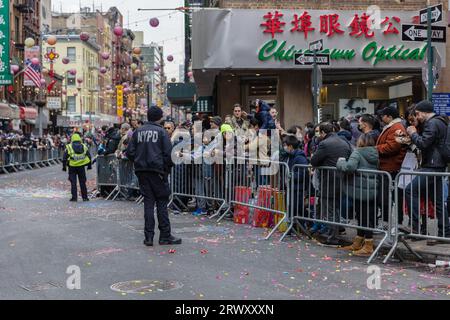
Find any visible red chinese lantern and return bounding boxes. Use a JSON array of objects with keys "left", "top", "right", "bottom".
[
  {"left": 62, "top": 57, "right": 70, "bottom": 64},
  {"left": 154, "top": 65, "right": 160, "bottom": 72},
  {"left": 101, "top": 52, "right": 110, "bottom": 60},
  {"left": 113, "top": 26, "right": 123, "bottom": 37},
  {"left": 187, "top": 71, "right": 193, "bottom": 78},
  {"left": 167, "top": 55, "right": 174, "bottom": 62},
  {"left": 149, "top": 18, "right": 159, "bottom": 27},
  {"left": 73, "top": 92, "right": 78, "bottom": 97},
  {"left": 69, "top": 69, "right": 77, "bottom": 76},
  {"left": 100, "top": 67, "right": 107, "bottom": 74},
  {"left": 11, "top": 65, "right": 19, "bottom": 74},
  {"left": 77, "top": 77, "right": 83, "bottom": 84},
  {"left": 80, "top": 32, "right": 90, "bottom": 41},
  {"left": 62, "top": 89, "right": 67, "bottom": 95},
  {"left": 47, "top": 36, "right": 57, "bottom": 45}
]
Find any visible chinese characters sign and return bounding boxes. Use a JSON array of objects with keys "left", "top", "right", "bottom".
[
  {"left": 0, "top": 0, "right": 12, "bottom": 85},
  {"left": 191, "top": 9, "right": 447, "bottom": 69}
]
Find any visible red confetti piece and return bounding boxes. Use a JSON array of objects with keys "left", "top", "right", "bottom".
[
  {"left": 168, "top": 249, "right": 176, "bottom": 254},
  {"left": 200, "top": 249, "right": 208, "bottom": 254}
]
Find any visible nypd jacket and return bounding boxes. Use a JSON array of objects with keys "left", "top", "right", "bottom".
[{"left": 126, "top": 121, "right": 173, "bottom": 174}]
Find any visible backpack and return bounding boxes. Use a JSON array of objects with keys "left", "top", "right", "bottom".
[{"left": 436, "top": 116, "right": 450, "bottom": 163}]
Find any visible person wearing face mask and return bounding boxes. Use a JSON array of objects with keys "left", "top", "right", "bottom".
[
  {"left": 283, "top": 135, "right": 309, "bottom": 219},
  {"left": 358, "top": 114, "right": 381, "bottom": 142},
  {"left": 311, "top": 122, "right": 352, "bottom": 246}
]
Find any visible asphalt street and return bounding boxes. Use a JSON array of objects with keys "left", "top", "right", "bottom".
[{"left": 0, "top": 166, "right": 448, "bottom": 300}]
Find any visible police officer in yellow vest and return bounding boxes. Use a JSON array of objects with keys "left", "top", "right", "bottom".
[{"left": 62, "top": 133, "right": 92, "bottom": 202}]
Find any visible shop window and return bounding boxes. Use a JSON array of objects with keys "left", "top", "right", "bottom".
[{"left": 67, "top": 96, "right": 76, "bottom": 113}]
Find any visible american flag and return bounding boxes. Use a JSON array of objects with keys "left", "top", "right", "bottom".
[{"left": 24, "top": 58, "right": 42, "bottom": 87}]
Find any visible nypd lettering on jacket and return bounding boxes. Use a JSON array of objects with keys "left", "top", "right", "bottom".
[{"left": 137, "top": 130, "right": 159, "bottom": 143}]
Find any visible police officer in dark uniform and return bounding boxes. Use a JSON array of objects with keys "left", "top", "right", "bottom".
[
  {"left": 62, "top": 133, "right": 92, "bottom": 201},
  {"left": 126, "top": 106, "right": 181, "bottom": 246}
]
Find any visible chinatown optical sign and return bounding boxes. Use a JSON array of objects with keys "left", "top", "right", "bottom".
[{"left": 192, "top": 9, "right": 446, "bottom": 69}]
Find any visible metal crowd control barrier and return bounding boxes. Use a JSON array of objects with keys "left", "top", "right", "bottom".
[
  {"left": 168, "top": 161, "right": 228, "bottom": 218},
  {"left": 95, "top": 154, "right": 119, "bottom": 200},
  {"left": 280, "top": 165, "right": 394, "bottom": 264},
  {"left": 109, "top": 159, "right": 140, "bottom": 201},
  {"left": 214, "top": 156, "right": 290, "bottom": 240},
  {"left": 385, "top": 171, "right": 450, "bottom": 262},
  {"left": 0, "top": 147, "right": 64, "bottom": 174}
]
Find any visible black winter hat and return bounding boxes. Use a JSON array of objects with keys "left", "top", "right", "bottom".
[
  {"left": 415, "top": 100, "right": 434, "bottom": 113},
  {"left": 147, "top": 106, "right": 163, "bottom": 122},
  {"left": 378, "top": 106, "right": 399, "bottom": 119},
  {"left": 211, "top": 116, "right": 222, "bottom": 127}
]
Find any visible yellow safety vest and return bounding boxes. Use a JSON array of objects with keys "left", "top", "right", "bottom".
[{"left": 66, "top": 143, "right": 90, "bottom": 167}]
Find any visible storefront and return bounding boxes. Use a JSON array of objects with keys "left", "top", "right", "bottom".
[
  {"left": 0, "top": 103, "right": 12, "bottom": 130},
  {"left": 20, "top": 106, "right": 38, "bottom": 134},
  {"left": 192, "top": 8, "right": 446, "bottom": 126}
]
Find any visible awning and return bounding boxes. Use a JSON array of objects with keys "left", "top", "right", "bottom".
[
  {"left": 20, "top": 107, "right": 38, "bottom": 120},
  {"left": 9, "top": 104, "right": 20, "bottom": 119},
  {"left": 0, "top": 103, "right": 12, "bottom": 119}
]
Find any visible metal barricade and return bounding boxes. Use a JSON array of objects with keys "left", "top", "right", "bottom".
[
  {"left": 109, "top": 159, "right": 140, "bottom": 201},
  {"left": 214, "top": 156, "right": 290, "bottom": 240},
  {"left": 281, "top": 165, "right": 394, "bottom": 264},
  {"left": 0, "top": 150, "right": 8, "bottom": 174},
  {"left": 96, "top": 154, "right": 119, "bottom": 200},
  {"left": 168, "top": 160, "right": 228, "bottom": 219},
  {"left": 386, "top": 171, "right": 450, "bottom": 262},
  {"left": 21, "top": 148, "right": 33, "bottom": 169}
]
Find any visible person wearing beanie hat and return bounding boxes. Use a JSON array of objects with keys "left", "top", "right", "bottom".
[
  {"left": 405, "top": 99, "right": 450, "bottom": 242},
  {"left": 414, "top": 100, "right": 434, "bottom": 113},
  {"left": 210, "top": 116, "right": 222, "bottom": 129},
  {"left": 126, "top": 106, "right": 182, "bottom": 247},
  {"left": 147, "top": 105, "right": 164, "bottom": 123}
]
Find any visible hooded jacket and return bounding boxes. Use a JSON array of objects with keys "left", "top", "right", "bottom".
[
  {"left": 104, "top": 127, "right": 121, "bottom": 155},
  {"left": 336, "top": 146, "right": 379, "bottom": 201},
  {"left": 62, "top": 134, "right": 92, "bottom": 170},
  {"left": 286, "top": 149, "right": 309, "bottom": 192},
  {"left": 256, "top": 101, "right": 276, "bottom": 130}
]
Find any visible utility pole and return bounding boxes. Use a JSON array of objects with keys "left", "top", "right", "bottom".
[{"left": 426, "top": 1, "right": 433, "bottom": 101}]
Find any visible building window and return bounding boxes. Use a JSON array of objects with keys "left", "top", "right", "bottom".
[
  {"left": 67, "top": 74, "right": 75, "bottom": 86},
  {"left": 67, "top": 47, "right": 76, "bottom": 61},
  {"left": 15, "top": 17, "right": 20, "bottom": 43},
  {"left": 67, "top": 96, "right": 76, "bottom": 113}
]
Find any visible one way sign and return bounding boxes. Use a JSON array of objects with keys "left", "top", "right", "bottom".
[
  {"left": 294, "top": 53, "right": 330, "bottom": 66},
  {"left": 401, "top": 24, "right": 446, "bottom": 43},
  {"left": 419, "top": 4, "right": 442, "bottom": 24}
]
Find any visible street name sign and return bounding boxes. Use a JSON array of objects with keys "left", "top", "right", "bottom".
[{"left": 294, "top": 53, "right": 330, "bottom": 66}]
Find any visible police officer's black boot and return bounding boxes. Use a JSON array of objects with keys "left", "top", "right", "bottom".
[
  {"left": 159, "top": 235, "right": 182, "bottom": 245},
  {"left": 143, "top": 232, "right": 153, "bottom": 246}
]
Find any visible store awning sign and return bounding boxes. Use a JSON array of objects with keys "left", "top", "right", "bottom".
[
  {"left": 0, "top": 0, "right": 12, "bottom": 85},
  {"left": 419, "top": 4, "right": 442, "bottom": 24},
  {"left": 294, "top": 53, "right": 330, "bottom": 65},
  {"left": 401, "top": 24, "right": 446, "bottom": 42},
  {"left": 192, "top": 9, "right": 447, "bottom": 69}
]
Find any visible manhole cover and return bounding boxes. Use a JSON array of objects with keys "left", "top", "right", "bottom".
[
  {"left": 110, "top": 280, "right": 183, "bottom": 293},
  {"left": 20, "top": 282, "right": 60, "bottom": 292}
]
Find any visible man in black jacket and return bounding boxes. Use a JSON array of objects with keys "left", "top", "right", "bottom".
[
  {"left": 104, "top": 126, "right": 121, "bottom": 155},
  {"left": 311, "top": 122, "right": 352, "bottom": 246},
  {"left": 405, "top": 100, "right": 450, "bottom": 242},
  {"left": 126, "top": 106, "right": 181, "bottom": 246}
]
